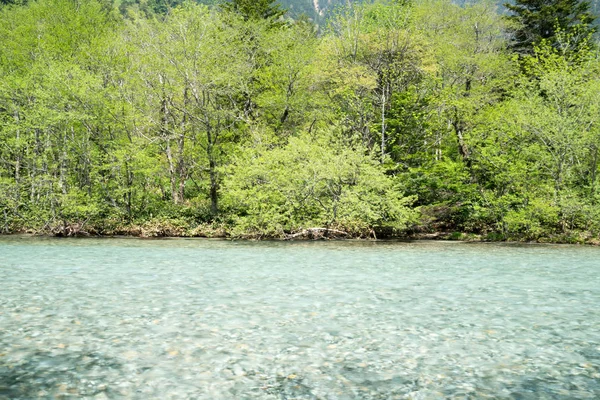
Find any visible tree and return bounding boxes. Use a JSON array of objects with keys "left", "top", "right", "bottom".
[
  {"left": 505, "top": 0, "right": 596, "bottom": 55},
  {"left": 252, "top": 20, "right": 319, "bottom": 134},
  {"left": 0, "top": 0, "right": 126, "bottom": 231},
  {"left": 221, "top": 0, "right": 286, "bottom": 22},
  {"left": 127, "top": 4, "right": 253, "bottom": 215},
  {"left": 464, "top": 37, "right": 600, "bottom": 239},
  {"left": 415, "top": 0, "right": 512, "bottom": 169},
  {"left": 323, "top": 0, "right": 424, "bottom": 162}
]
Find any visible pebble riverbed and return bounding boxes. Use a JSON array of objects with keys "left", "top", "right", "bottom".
[{"left": 1, "top": 237, "right": 599, "bottom": 399}]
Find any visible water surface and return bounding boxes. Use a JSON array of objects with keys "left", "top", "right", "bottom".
[{"left": 1, "top": 237, "right": 599, "bottom": 399}]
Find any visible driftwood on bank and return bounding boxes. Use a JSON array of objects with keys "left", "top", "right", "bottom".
[
  {"left": 51, "top": 219, "right": 91, "bottom": 237},
  {"left": 285, "top": 227, "right": 349, "bottom": 240}
]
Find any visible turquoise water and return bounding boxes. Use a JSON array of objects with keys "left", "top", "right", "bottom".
[{"left": 0, "top": 237, "right": 599, "bottom": 399}]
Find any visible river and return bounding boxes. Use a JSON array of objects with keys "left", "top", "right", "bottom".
[{"left": 1, "top": 237, "right": 599, "bottom": 399}]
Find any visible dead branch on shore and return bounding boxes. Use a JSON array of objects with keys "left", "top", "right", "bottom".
[
  {"left": 285, "top": 227, "right": 349, "bottom": 240},
  {"left": 51, "top": 218, "right": 91, "bottom": 237}
]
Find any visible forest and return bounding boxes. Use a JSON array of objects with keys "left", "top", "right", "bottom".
[{"left": 1, "top": 0, "right": 600, "bottom": 242}]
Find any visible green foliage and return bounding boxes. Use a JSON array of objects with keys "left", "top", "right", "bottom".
[
  {"left": 222, "top": 132, "right": 416, "bottom": 237},
  {"left": 221, "top": 0, "right": 286, "bottom": 22},
  {"left": 252, "top": 22, "right": 319, "bottom": 133},
  {"left": 0, "top": 0, "right": 599, "bottom": 242},
  {"left": 384, "top": 87, "right": 432, "bottom": 167},
  {"left": 505, "top": 0, "right": 597, "bottom": 56}
]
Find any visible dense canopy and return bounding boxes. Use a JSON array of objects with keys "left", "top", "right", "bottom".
[{"left": 1, "top": 0, "right": 599, "bottom": 242}]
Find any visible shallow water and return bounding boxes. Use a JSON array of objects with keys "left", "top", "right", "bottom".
[{"left": 0, "top": 237, "right": 599, "bottom": 399}]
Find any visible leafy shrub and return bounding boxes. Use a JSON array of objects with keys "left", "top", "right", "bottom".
[{"left": 222, "top": 133, "right": 416, "bottom": 238}]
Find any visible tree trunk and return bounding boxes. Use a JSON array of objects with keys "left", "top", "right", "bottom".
[
  {"left": 177, "top": 87, "right": 189, "bottom": 203},
  {"left": 160, "top": 94, "right": 179, "bottom": 204},
  {"left": 165, "top": 139, "right": 179, "bottom": 204},
  {"left": 451, "top": 104, "right": 471, "bottom": 169},
  {"left": 14, "top": 110, "right": 20, "bottom": 185},
  {"left": 589, "top": 144, "right": 598, "bottom": 200},
  {"left": 206, "top": 127, "right": 219, "bottom": 216},
  {"left": 453, "top": 120, "right": 470, "bottom": 167},
  {"left": 209, "top": 158, "right": 218, "bottom": 216},
  {"left": 381, "top": 90, "right": 386, "bottom": 164}
]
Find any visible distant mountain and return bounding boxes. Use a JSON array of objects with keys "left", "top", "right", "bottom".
[
  {"left": 276, "top": 0, "right": 600, "bottom": 27},
  {"left": 116, "top": 0, "right": 600, "bottom": 28}
]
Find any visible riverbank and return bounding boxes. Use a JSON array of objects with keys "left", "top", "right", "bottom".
[{"left": 4, "top": 219, "right": 599, "bottom": 245}]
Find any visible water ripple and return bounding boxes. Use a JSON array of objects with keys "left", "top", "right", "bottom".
[{"left": 0, "top": 238, "right": 599, "bottom": 399}]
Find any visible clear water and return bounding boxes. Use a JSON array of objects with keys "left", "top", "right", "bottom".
[{"left": 0, "top": 237, "right": 599, "bottom": 399}]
